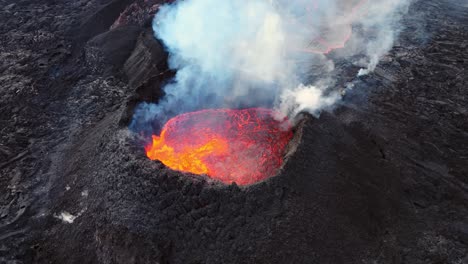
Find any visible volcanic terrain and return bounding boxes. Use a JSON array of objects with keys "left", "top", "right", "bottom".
[{"left": 0, "top": 0, "right": 467, "bottom": 263}]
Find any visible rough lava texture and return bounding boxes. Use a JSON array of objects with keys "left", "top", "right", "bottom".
[
  {"left": 110, "top": 0, "right": 173, "bottom": 30},
  {"left": 0, "top": 0, "right": 467, "bottom": 263}
]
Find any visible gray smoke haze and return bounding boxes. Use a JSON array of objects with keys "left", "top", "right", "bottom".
[{"left": 131, "top": 0, "right": 410, "bottom": 132}]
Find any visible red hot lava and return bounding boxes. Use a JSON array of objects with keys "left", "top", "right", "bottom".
[
  {"left": 302, "top": 0, "right": 368, "bottom": 54},
  {"left": 146, "top": 108, "right": 293, "bottom": 185}
]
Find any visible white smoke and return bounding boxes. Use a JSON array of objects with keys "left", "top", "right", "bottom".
[
  {"left": 356, "top": 0, "right": 410, "bottom": 76},
  {"left": 279, "top": 84, "right": 340, "bottom": 117},
  {"left": 131, "top": 0, "right": 410, "bottom": 132}
]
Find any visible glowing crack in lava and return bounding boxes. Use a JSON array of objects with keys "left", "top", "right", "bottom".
[{"left": 145, "top": 108, "right": 293, "bottom": 185}]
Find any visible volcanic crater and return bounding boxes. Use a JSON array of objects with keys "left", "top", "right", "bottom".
[{"left": 0, "top": 0, "right": 467, "bottom": 264}]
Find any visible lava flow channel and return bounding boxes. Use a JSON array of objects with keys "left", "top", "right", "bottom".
[{"left": 145, "top": 108, "right": 293, "bottom": 185}]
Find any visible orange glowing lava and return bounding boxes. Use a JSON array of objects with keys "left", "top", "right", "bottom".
[
  {"left": 302, "top": 0, "right": 368, "bottom": 54},
  {"left": 146, "top": 108, "right": 293, "bottom": 185}
]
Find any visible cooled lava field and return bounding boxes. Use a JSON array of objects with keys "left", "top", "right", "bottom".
[{"left": 0, "top": 0, "right": 467, "bottom": 263}]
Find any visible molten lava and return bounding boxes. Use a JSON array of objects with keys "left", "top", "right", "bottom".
[
  {"left": 146, "top": 108, "right": 293, "bottom": 185},
  {"left": 302, "top": 0, "right": 368, "bottom": 54}
]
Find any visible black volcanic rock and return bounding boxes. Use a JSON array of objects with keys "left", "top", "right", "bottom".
[
  {"left": 37, "top": 112, "right": 403, "bottom": 264},
  {"left": 123, "top": 28, "right": 169, "bottom": 89},
  {"left": 86, "top": 25, "right": 142, "bottom": 74},
  {"left": 78, "top": 0, "right": 135, "bottom": 44}
]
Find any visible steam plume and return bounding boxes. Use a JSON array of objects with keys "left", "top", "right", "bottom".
[{"left": 131, "top": 0, "right": 410, "bottom": 132}]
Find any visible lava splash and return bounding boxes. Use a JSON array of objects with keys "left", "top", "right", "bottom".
[{"left": 145, "top": 108, "right": 293, "bottom": 185}]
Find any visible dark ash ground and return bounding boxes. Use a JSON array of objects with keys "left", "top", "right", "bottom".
[{"left": 1, "top": 0, "right": 467, "bottom": 263}]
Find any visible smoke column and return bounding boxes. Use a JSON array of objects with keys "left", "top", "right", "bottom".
[{"left": 130, "top": 0, "right": 410, "bottom": 133}]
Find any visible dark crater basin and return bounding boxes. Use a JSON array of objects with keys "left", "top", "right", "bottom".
[{"left": 0, "top": 0, "right": 467, "bottom": 264}]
